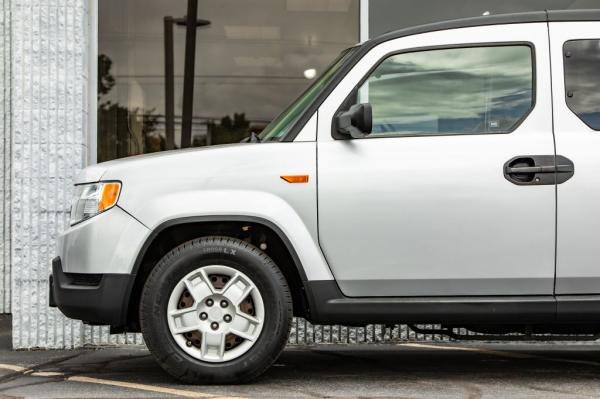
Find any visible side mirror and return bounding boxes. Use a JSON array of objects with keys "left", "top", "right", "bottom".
[{"left": 334, "top": 103, "right": 372, "bottom": 139}]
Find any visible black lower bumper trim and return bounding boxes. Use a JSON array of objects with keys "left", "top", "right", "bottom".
[{"left": 50, "top": 257, "right": 134, "bottom": 326}]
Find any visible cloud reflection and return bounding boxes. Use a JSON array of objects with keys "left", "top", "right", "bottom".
[
  {"left": 564, "top": 40, "right": 600, "bottom": 129},
  {"left": 361, "top": 45, "right": 533, "bottom": 135}
]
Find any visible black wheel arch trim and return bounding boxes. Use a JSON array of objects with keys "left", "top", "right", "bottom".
[
  {"left": 130, "top": 215, "right": 310, "bottom": 281},
  {"left": 121, "top": 215, "right": 313, "bottom": 327}
]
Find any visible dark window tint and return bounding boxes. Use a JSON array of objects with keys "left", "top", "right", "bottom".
[
  {"left": 564, "top": 40, "right": 600, "bottom": 130},
  {"left": 352, "top": 45, "right": 534, "bottom": 137}
]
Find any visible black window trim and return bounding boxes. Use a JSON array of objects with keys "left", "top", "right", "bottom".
[
  {"left": 331, "top": 41, "right": 537, "bottom": 141},
  {"left": 562, "top": 38, "right": 600, "bottom": 131}
]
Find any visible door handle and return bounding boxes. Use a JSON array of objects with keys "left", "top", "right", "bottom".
[
  {"left": 505, "top": 164, "right": 575, "bottom": 175},
  {"left": 504, "top": 155, "right": 575, "bottom": 186}
]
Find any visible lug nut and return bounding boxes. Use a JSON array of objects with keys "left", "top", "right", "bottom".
[
  {"left": 220, "top": 300, "right": 228, "bottom": 308},
  {"left": 205, "top": 298, "right": 214, "bottom": 307},
  {"left": 199, "top": 312, "right": 208, "bottom": 320},
  {"left": 211, "top": 322, "right": 219, "bottom": 330},
  {"left": 224, "top": 314, "right": 232, "bottom": 323},
  {"left": 186, "top": 341, "right": 193, "bottom": 347}
]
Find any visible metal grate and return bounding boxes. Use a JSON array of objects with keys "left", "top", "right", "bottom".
[{"left": 288, "top": 320, "right": 455, "bottom": 345}]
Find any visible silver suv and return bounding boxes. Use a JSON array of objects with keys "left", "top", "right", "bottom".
[{"left": 50, "top": 10, "right": 600, "bottom": 383}]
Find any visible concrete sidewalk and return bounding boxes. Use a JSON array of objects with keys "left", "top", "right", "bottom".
[{"left": 2, "top": 315, "right": 600, "bottom": 398}]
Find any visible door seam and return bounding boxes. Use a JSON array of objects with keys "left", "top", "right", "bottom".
[{"left": 545, "top": 13, "right": 559, "bottom": 297}]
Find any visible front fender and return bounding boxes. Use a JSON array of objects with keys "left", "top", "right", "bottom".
[{"left": 126, "top": 190, "right": 333, "bottom": 281}]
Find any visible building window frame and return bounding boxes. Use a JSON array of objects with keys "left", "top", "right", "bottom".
[
  {"left": 360, "top": 0, "right": 369, "bottom": 42},
  {"left": 87, "top": 0, "right": 99, "bottom": 165}
]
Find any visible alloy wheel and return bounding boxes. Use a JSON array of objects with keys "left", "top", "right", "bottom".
[{"left": 166, "top": 265, "right": 265, "bottom": 363}]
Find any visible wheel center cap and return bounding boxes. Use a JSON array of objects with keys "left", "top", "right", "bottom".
[{"left": 209, "top": 307, "right": 223, "bottom": 320}]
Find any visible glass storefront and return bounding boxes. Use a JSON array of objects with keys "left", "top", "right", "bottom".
[
  {"left": 368, "top": 0, "right": 600, "bottom": 37},
  {"left": 98, "top": 0, "right": 599, "bottom": 162},
  {"left": 98, "top": 0, "right": 359, "bottom": 161}
]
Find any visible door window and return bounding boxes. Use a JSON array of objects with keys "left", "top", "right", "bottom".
[
  {"left": 564, "top": 39, "right": 600, "bottom": 130},
  {"left": 347, "top": 45, "right": 534, "bottom": 137}
]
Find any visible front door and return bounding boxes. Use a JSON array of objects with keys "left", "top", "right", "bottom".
[{"left": 317, "top": 24, "right": 557, "bottom": 297}]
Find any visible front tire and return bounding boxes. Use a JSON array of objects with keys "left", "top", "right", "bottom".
[{"left": 140, "top": 236, "right": 292, "bottom": 384}]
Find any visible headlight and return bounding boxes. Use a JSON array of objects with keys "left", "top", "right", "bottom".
[{"left": 70, "top": 182, "right": 121, "bottom": 225}]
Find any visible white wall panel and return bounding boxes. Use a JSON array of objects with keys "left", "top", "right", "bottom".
[
  {"left": 0, "top": 0, "right": 10, "bottom": 314},
  {"left": 6, "top": 0, "right": 146, "bottom": 349},
  {"left": 9, "top": 0, "right": 88, "bottom": 348}
]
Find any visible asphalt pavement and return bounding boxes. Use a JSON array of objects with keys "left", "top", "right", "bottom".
[{"left": 1, "top": 315, "right": 600, "bottom": 398}]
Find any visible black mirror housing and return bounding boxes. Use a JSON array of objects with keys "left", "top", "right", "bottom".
[{"left": 335, "top": 103, "right": 373, "bottom": 139}]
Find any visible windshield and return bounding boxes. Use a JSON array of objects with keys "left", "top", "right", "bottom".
[{"left": 259, "top": 47, "right": 356, "bottom": 142}]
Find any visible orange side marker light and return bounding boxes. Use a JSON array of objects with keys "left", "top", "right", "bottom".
[
  {"left": 99, "top": 182, "right": 121, "bottom": 211},
  {"left": 280, "top": 175, "right": 309, "bottom": 184}
]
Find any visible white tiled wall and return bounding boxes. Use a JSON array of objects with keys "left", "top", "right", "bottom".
[
  {"left": 0, "top": 0, "right": 10, "bottom": 315},
  {"left": 8, "top": 0, "right": 87, "bottom": 348}
]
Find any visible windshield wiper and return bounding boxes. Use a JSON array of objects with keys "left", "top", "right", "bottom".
[{"left": 240, "top": 132, "right": 262, "bottom": 143}]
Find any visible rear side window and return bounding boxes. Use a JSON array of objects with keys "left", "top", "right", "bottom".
[
  {"left": 564, "top": 40, "right": 600, "bottom": 130},
  {"left": 346, "top": 44, "right": 534, "bottom": 138}
]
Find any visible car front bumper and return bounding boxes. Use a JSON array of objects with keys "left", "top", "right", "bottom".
[
  {"left": 57, "top": 206, "right": 149, "bottom": 274},
  {"left": 50, "top": 206, "right": 150, "bottom": 326},
  {"left": 49, "top": 256, "right": 134, "bottom": 325}
]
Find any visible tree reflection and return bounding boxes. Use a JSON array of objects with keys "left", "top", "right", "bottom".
[
  {"left": 97, "top": 54, "right": 160, "bottom": 162},
  {"left": 98, "top": 53, "right": 269, "bottom": 159},
  {"left": 202, "top": 113, "right": 249, "bottom": 146}
]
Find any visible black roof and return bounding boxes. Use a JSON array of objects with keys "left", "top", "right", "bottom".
[{"left": 370, "top": 9, "right": 600, "bottom": 47}]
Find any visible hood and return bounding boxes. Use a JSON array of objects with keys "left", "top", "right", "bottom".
[
  {"left": 76, "top": 143, "right": 252, "bottom": 184},
  {"left": 88, "top": 140, "right": 317, "bottom": 231}
]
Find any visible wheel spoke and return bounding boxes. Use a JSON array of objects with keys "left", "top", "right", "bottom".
[
  {"left": 235, "top": 309, "right": 260, "bottom": 325},
  {"left": 229, "top": 328, "right": 257, "bottom": 342},
  {"left": 201, "top": 331, "right": 226, "bottom": 360},
  {"left": 219, "top": 272, "right": 240, "bottom": 295},
  {"left": 169, "top": 308, "right": 201, "bottom": 334},
  {"left": 183, "top": 270, "right": 214, "bottom": 303},
  {"left": 229, "top": 309, "right": 261, "bottom": 342},
  {"left": 221, "top": 274, "right": 254, "bottom": 305}
]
